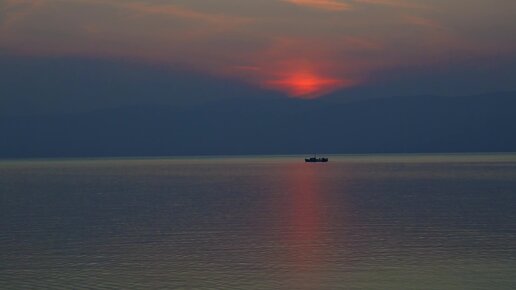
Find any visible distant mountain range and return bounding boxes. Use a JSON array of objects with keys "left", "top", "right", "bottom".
[{"left": 1, "top": 92, "right": 515, "bottom": 158}]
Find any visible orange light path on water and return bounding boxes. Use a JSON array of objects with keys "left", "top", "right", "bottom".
[
  {"left": 277, "top": 162, "right": 329, "bottom": 287},
  {"left": 257, "top": 160, "right": 358, "bottom": 288}
]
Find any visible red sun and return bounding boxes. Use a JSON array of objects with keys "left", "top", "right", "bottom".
[{"left": 265, "top": 71, "right": 353, "bottom": 99}]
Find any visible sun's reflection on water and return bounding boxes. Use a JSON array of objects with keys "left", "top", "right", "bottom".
[{"left": 275, "top": 162, "right": 334, "bottom": 288}]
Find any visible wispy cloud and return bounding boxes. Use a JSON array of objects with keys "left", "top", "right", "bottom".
[
  {"left": 1, "top": 0, "right": 251, "bottom": 29},
  {"left": 353, "top": 0, "right": 428, "bottom": 10},
  {"left": 116, "top": 2, "right": 252, "bottom": 26},
  {"left": 403, "top": 15, "right": 443, "bottom": 30},
  {"left": 0, "top": 0, "right": 43, "bottom": 29},
  {"left": 283, "top": 0, "right": 352, "bottom": 11}
]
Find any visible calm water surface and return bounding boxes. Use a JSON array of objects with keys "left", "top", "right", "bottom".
[{"left": 1, "top": 154, "right": 516, "bottom": 289}]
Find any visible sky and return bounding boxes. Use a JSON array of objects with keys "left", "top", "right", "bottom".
[{"left": 1, "top": 0, "right": 516, "bottom": 113}]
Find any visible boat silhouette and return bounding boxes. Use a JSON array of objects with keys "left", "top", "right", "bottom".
[{"left": 305, "top": 153, "right": 328, "bottom": 163}]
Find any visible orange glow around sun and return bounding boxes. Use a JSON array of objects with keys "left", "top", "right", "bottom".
[
  {"left": 233, "top": 38, "right": 362, "bottom": 99},
  {"left": 265, "top": 70, "right": 355, "bottom": 99}
]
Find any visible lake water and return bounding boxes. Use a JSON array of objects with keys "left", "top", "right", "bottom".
[{"left": 1, "top": 154, "right": 516, "bottom": 289}]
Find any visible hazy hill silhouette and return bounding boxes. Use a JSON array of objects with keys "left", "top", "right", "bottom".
[{"left": 1, "top": 92, "right": 515, "bottom": 158}]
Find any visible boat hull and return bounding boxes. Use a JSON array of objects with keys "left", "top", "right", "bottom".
[{"left": 305, "top": 158, "right": 329, "bottom": 163}]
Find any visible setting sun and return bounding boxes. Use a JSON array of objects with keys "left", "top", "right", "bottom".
[{"left": 266, "top": 71, "right": 353, "bottom": 98}]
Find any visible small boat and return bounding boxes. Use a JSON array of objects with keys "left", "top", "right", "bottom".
[{"left": 305, "top": 154, "right": 328, "bottom": 163}]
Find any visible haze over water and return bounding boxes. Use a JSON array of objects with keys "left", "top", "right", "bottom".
[{"left": 1, "top": 154, "right": 516, "bottom": 289}]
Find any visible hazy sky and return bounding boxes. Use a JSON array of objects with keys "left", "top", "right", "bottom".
[{"left": 1, "top": 0, "right": 516, "bottom": 100}]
